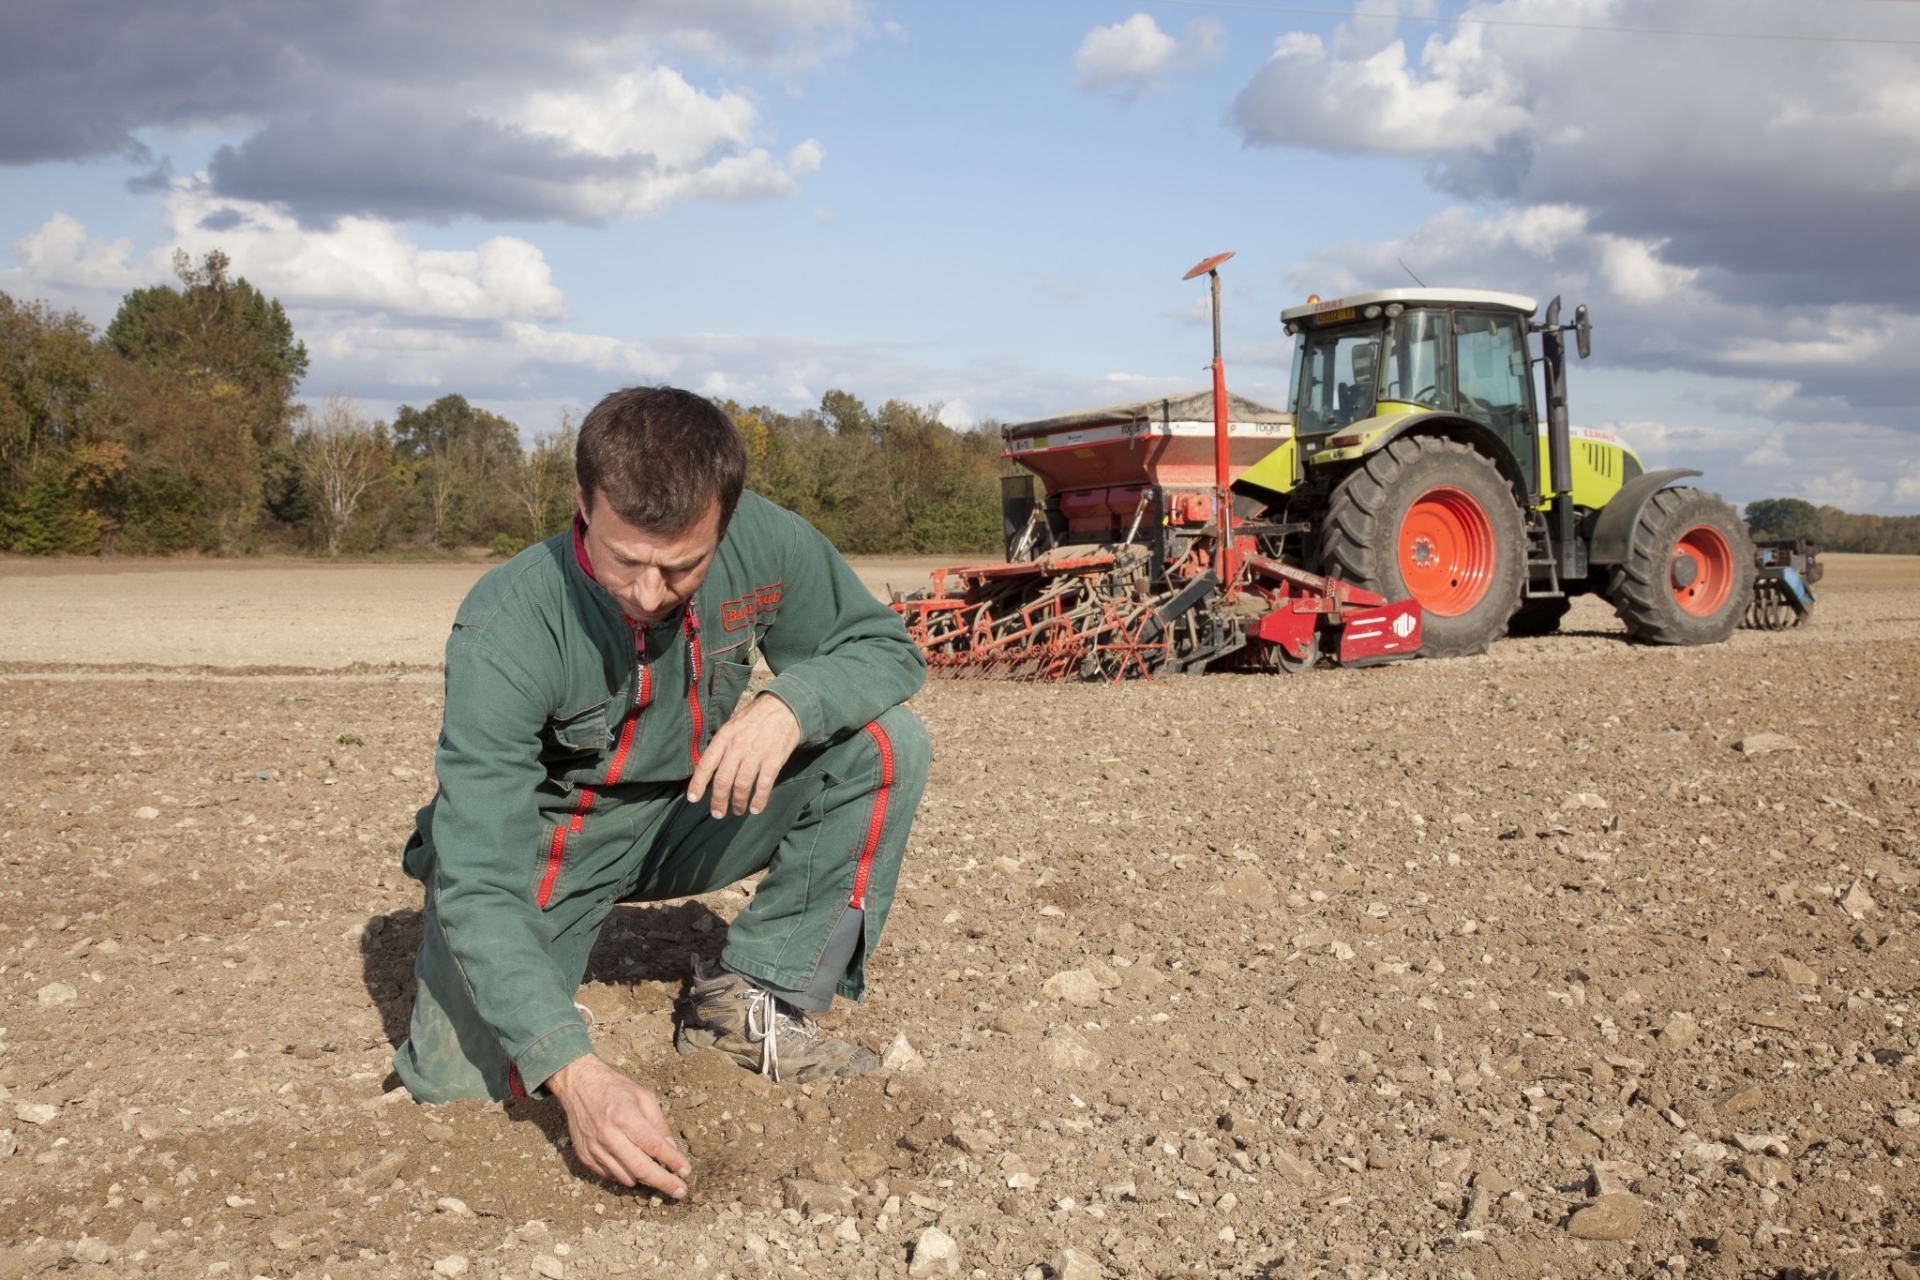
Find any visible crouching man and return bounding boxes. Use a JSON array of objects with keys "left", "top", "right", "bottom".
[{"left": 393, "top": 386, "right": 929, "bottom": 1198}]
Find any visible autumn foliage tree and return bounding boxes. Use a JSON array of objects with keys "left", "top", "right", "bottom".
[
  {"left": 95, "top": 249, "right": 310, "bottom": 552},
  {"left": 2, "top": 260, "right": 1015, "bottom": 558}
]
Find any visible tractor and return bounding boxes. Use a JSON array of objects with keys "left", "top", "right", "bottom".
[
  {"left": 894, "top": 266, "right": 1814, "bottom": 679},
  {"left": 1232, "top": 287, "right": 1755, "bottom": 658}
]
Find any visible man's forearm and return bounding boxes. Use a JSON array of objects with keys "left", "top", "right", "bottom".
[{"left": 433, "top": 879, "right": 593, "bottom": 1084}]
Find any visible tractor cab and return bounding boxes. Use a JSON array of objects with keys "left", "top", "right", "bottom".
[{"left": 1280, "top": 288, "right": 1543, "bottom": 496}]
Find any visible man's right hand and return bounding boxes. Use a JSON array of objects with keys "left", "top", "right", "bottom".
[{"left": 543, "top": 1055, "right": 691, "bottom": 1197}]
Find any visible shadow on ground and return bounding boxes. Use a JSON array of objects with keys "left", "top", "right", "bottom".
[{"left": 357, "top": 900, "right": 730, "bottom": 1050}]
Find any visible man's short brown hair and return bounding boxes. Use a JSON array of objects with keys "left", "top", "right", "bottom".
[{"left": 575, "top": 386, "right": 748, "bottom": 535}]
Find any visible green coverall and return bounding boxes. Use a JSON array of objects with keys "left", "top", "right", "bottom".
[{"left": 393, "top": 493, "right": 929, "bottom": 1103}]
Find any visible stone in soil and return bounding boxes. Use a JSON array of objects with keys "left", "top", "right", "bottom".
[
  {"left": 1043, "top": 1025, "right": 1102, "bottom": 1070},
  {"left": 1053, "top": 1246, "right": 1103, "bottom": 1280},
  {"left": 1041, "top": 968, "right": 1103, "bottom": 1006},
  {"left": 1768, "top": 954, "right": 1817, "bottom": 986},
  {"left": 908, "top": 1226, "right": 961, "bottom": 1277},
  {"left": 881, "top": 1031, "right": 925, "bottom": 1072},
  {"left": 1567, "top": 1193, "right": 1643, "bottom": 1241}
]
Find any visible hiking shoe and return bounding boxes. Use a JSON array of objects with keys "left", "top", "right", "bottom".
[{"left": 674, "top": 957, "right": 877, "bottom": 1084}]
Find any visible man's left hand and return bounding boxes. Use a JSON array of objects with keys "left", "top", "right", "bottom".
[{"left": 687, "top": 693, "right": 802, "bottom": 818}]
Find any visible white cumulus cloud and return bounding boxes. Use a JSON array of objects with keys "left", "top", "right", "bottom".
[
  {"left": 5, "top": 183, "right": 567, "bottom": 322},
  {"left": 1233, "top": 27, "right": 1528, "bottom": 153},
  {"left": 1074, "top": 14, "right": 1224, "bottom": 100}
]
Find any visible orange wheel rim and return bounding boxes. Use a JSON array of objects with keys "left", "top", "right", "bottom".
[
  {"left": 1397, "top": 486, "right": 1496, "bottom": 616},
  {"left": 1671, "top": 524, "right": 1734, "bottom": 616}
]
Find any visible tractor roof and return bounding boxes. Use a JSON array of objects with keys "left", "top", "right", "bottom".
[
  {"left": 1002, "top": 389, "right": 1289, "bottom": 439},
  {"left": 1280, "top": 287, "right": 1539, "bottom": 323}
]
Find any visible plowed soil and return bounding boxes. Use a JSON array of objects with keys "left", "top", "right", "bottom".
[{"left": 2, "top": 554, "right": 1918, "bottom": 1280}]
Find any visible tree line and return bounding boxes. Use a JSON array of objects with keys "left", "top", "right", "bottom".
[
  {"left": 0, "top": 253, "right": 1014, "bottom": 558},
  {"left": 1744, "top": 498, "right": 1920, "bottom": 556}
]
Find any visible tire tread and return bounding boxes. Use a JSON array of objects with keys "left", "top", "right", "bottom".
[{"left": 1609, "top": 487, "right": 1753, "bottom": 645}]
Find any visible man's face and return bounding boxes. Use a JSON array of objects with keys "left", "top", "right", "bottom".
[{"left": 576, "top": 486, "right": 723, "bottom": 627}]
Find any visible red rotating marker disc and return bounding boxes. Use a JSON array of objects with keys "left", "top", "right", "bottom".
[{"left": 1183, "top": 251, "right": 1235, "bottom": 280}]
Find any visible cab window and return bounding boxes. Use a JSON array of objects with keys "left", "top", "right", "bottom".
[
  {"left": 1455, "top": 311, "right": 1534, "bottom": 487},
  {"left": 1296, "top": 327, "right": 1380, "bottom": 435},
  {"left": 1382, "top": 310, "right": 1453, "bottom": 409}
]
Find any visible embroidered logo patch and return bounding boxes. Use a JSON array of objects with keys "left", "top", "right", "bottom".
[{"left": 721, "top": 582, "right": 783, "bottom": 630}]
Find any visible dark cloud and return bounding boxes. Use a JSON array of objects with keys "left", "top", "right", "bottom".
[
  {"left": 125, "top": 158, "right": 176, "bottom": 194},
  {"left": 1, "top": 0, "right": 856, "bottom": 219},
  {"left": 204, "top": 104, "right": 636, "bottom": 227},
  {"left": 195, "top": 206, "right": 246, "bottom": 231}
]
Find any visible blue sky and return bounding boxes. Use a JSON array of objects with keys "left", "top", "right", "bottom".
[{"left": 4, "top": 0, "right": 1919, "bottom": 511}]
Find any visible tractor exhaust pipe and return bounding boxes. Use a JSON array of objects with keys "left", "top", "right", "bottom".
[
  {"left": 1538, "top": 295, "right": 1589, "bottom": 581},
  {"left": 1542, "top": 296, "right": 1572, "bottom": 501}
]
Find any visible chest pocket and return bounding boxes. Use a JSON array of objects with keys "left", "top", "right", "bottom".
[
  {"left": 705, "top": 659, "right": 755, "bottom": 733},
  {"left": 545, "top": 697, "right": 615, "bottom": 761}
]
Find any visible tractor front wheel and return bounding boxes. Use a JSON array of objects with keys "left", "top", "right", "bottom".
[
  {"left": 1608, "top": 487, "right": 1754, "bottom": 645},
  {"left": 1318, "top": 435, "right": 1525, "bottom": 659}
]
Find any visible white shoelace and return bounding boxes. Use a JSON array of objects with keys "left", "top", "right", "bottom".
[
  {"left": 741, "top": 988, "right": 831, "bottom": 1084},
  {"left": 745, "top": 988, "right": 782, "bottom": 1082}
]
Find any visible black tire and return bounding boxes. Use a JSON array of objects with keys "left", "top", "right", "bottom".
[
  {"left": 1608, "top": 487, "right": 1755, "bottom": 645},
  {"left": 1507, "top": 597, "right": 1572, "bottom": 637},
  {"left": 1318, "top": 435, "right": 1525, "bottom": 659}
]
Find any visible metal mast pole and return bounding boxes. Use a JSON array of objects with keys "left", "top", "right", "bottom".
[{"left": 1185, "top": 252, "right": 1238, "bottom": 589}]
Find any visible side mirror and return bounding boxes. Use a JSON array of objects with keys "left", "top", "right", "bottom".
[{"left": 1575, "top": 304, "right": 1592, "bottom": 360}]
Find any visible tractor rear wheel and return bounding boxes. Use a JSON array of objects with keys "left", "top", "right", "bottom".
[
  {"left": 1318, "top": 435, "right": 1524, "bottom": 659},
  {"left": 1507, "top": 597, "right": 1572, "bottom": 637},
  {"left": 1608, "top": 486, "right": 1754, "bottom": 645}
]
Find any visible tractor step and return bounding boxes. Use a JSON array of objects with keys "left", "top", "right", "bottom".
[{"left": 1522, "top": 514, "right": 1565, "bottom": 600}]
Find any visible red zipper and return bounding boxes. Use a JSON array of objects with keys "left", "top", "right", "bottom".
[
  {"left": 537, "top": 625, "right": 652, "bottom": 908},
  {"left": 684, "top": 608, "right": 704, "bottom": 769},
  {"left": 850, "top": 721, "right": 895, "bottom": 910}
]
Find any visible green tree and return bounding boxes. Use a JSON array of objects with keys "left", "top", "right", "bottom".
[
  {"left": 0, "top": 294, "right": 113, "bottom": 553},
  {"left": 1745, "top": 497, "right": 1819, "bottom": 541},
  {"left": 104, "top": 250, "right": 308, "bottom": 392},
  {"left": 0, "top": 293, "right": 102, "bottom": 490},
  {"left": 732, "top": 390, "right": 1012, "bottom": 556},
  {"left": 390, "top": 394, "right": 522, "bottom": 546}
]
